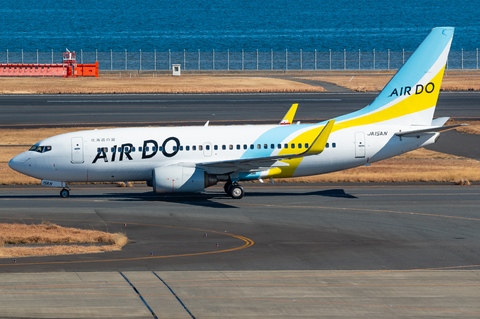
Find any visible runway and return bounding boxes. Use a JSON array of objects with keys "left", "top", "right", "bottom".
[
  {"left": 1, "top": 92, "right": 480, "bottom": 128},
  {"left": 1, "top": 184, "right": 480, "bottom": 317}
]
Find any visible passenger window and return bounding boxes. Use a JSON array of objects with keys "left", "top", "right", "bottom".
[
  {"left": 298, "top": 143, "right": 302, "bottom": 148},
  {"left": 180, "top": 146, "right": 183, "bottom": 151},
  {"left": 199, "top": 145, "right": 203, "bottom": 151},
  {"left": 97, "top": 148, "right": 101, "bottom": 153},
  {"left": 186, "top": 146, "right": 190, "bottom": 151},
  {"left": 291, "top": 143, "right": 295, "bottom": 149},
  {"left": 139, "top": 147, "right": 142, "bottom": 152},
  {"left": 173, "top": 146, "right": 177, "bottom": 151},
  {"left": 229, "top": 145, "right": 233, "bottom": 150},
  {"left": 151, "top": 147, "right": 155, "bottom": 152},
  {"left": 206, "top": 145, "right": 210, "bottom": 150},
  {"left": 277, "top": 144, "right": 281, "bottom": 149},
  {"left": 332, "top": 143, "right": 336, "bottom": 148},
  {"left": 124, "top": 147, "right": 129, "bottom": 152},
  {"left": 305, "top": 143, "right": 308, "bottom": 148},
  {"left": 257, "top": 144, "right": 261, "bottom": 149},
  {"left": 132, "top": 147, "right": 135, "bottom": 152},
  {"left": 243, "top": 144, "right": 247, "bottom": 150},
  {"left": 250, "top": 144, "right": 254, "bottom": 150},
  {"left": 284, "top": 143, "right": 288, "bottom": 149},
  {"left": 264, "top": 144, "right": 267, "bottom": 149},
  {"left": 236, "top": 145, "right": 240, "bottom": 150},
  {"left": 159, "top": 146, "right": 163, "bottom": 151},
  {"left": 326, "top": 143, "right": 329, "bottom": 148},
  {"left": 103, "top": 147, "right": 108, "bottom": 152},
  {"left": 214, "top": 145, "right": 218, "bottom": 150},
  {"left": 193, "top": 146, "right": 196, "bottom": 151},
  {"left": 222, "top": 145, "right": 226, "bottom": 150},
  {"left": 270, "top": 144, "right": 274, "bottom": 149},
  {"left": 146, "top": 147, "right": 149, "bottom": 151}
]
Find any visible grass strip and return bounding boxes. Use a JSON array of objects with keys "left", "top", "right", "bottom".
[{"left": 0, "top": 222, "right": 128, "bottom": 258}]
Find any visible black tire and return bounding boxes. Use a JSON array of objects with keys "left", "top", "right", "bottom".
[
  {"left": 230, "top": 185, "right": 244, "bottom": 199},
  {"left": 60, "top": 189, "right": 70, "bottom": 198}
]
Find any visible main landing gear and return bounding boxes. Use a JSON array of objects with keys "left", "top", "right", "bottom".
[
  {"left": 60, "top": 188, "right": 70, "bottom": 198},
  {"left": 224, "top": 181, "right": 244, "bottom": 199}
]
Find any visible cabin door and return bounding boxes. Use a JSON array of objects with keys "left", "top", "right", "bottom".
[
  {"left": 355, "top": 132, "right": 366, "bottom": 158},
  {"left": 71, "top": 137, "right": 84, "bottom": 164}
]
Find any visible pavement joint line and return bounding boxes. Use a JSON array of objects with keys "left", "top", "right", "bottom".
[
  {"left": 152, "top": 271, "right": 196, "bottom": 319},
  {"left": 159, "top": 264, "right": 480, "bottom": 283},
  {"left": 2, "top": 282, "right": 479, "bottom": 290},
  {"left": 0, "top": 218, "right": 254, "bottom": 266},
  {"left": 153, "top": 294, "right": 480, "bottom": 315},
  {"left": 119, "top": 272, "right": 158, "bottom": 319}
]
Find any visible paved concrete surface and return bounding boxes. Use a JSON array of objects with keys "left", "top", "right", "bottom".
[
  {"left": 1, "top": 270, "right": 479, "bottom": 318},
  {"left": 0, "top": 92, "right": 479, "bottom": 128}
]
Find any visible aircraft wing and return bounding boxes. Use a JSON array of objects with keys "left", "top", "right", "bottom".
[{"left": 194, "top": 119, "right": 335, "bottom": 174}]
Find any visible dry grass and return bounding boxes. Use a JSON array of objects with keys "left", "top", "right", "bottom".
[
  {"left": 297, "top": 74, "right": 480, "bottom": 92},
  {"left": 279, "top": 158, "right": 480, "bottom": 183},
  {"left": 0, "top": 77, "right": 325, "bottom": 94},
  {"left": 0, "top": 222, "right": 128, "bottom": 258},
  {"left": 449, "top": 120, "right": 480, "bottom": 135},
  {"left": 0, "top": 245, "right": 122, "bottom": 258}
]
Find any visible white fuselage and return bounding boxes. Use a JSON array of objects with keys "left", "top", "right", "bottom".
[{"left": 9, "top": 123, "right": 438, "bottom": 184}]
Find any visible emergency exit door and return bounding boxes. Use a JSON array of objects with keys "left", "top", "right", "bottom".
[
  {"left": 355, "top": 132, "right": 366, "bottom": 158},
  {"left": 71, "top": 137, "right": 84, "bottom": 164}
]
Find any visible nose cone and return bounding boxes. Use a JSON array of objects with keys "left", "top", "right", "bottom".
[{"left": 8, "top": 153, "right": 28, "bottom": 174}]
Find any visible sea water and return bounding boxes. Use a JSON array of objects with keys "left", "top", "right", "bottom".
[{"left": 0, "top": 0, "right": 478, "bottom": 52}]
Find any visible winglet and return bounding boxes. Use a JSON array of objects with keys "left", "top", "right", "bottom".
[
  {"left": 304, "top": 120, "right": 335, "bottom": 155},
  {"left": 280, "top": 104, "right": 298, "bottom": 125}
]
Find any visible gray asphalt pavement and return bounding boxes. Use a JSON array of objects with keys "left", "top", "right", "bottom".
[
  {"left": 1, "top": 183, "right": 479, "bottom": 273},
  {"left": 0, "top": 92, "right": 479, "bottom": 128}
]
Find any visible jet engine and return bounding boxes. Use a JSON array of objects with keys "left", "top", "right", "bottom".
[{"left": 152, "top": 165, "right": 219, "bottom": 193}]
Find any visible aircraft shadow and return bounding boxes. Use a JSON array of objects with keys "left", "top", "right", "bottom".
[{"left": 0, "top": 188, "right": 356, "bottom": 208}]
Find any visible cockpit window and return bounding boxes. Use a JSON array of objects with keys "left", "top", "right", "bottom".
[{"left": 29, "top": 145, "right": 52, "bottom": 153}]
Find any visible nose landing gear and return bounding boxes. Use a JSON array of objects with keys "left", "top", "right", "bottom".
[
  {"left": 224, "top": 181, "right": 244, "bottom": 199},
  {"left": 60, "top": 188, "right": 70, "bottom": 198}
]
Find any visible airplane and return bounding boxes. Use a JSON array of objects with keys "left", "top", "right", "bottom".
[{"left": 9, "top": 27, "right": 465, "bottom": 199}]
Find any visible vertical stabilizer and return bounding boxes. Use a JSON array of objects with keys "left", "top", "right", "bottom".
[{"left": 335, "top": 27, "right": 454, "bottom": 128}]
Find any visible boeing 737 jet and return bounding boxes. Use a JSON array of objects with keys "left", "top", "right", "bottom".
[{"left": 9, "top": 27, "right": 464, "bottom": 199}]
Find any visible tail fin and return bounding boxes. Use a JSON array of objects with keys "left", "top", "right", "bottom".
[{"left": 335, "top": 27, "right": 454, "bottom": 128}]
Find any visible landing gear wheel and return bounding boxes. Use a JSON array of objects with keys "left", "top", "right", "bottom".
[
  {"left": 230, "top": 185, "right": 244, "bottom": 199},
  {"left": 60, "top": 189, "right": 70, "bottom": 198}
]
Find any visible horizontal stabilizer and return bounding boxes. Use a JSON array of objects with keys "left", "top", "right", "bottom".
[
  {"left": 431, "top": 117, "right": 450, "bottom": 126},
  {"left": 395, "top": 124, "right": 467, "bottom": 138}
]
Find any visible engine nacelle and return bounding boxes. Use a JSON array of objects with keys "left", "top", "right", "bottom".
[{"left": 152, "top": 165, "right": 218, "bottom": 193}]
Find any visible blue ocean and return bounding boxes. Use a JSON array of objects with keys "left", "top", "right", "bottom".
[{"left": 0, "top": 0, "right": 479, "bottom": 51}]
